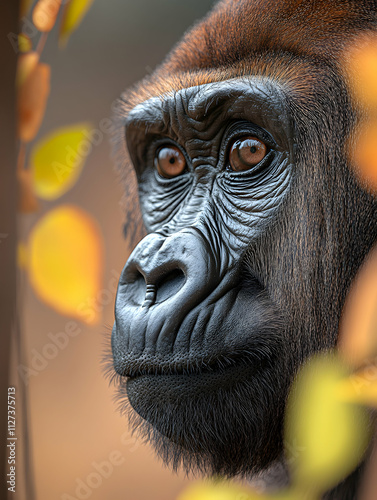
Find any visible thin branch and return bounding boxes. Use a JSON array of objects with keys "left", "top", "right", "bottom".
[
  {"left": 17, "top": 140, "right": 26, "bottom": 173},
  {"left": 36, "top": 31, "right": 48, "bottom": 56}
]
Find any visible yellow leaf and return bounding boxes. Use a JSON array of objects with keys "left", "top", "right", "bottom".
[
  {"left": 18, "top": 34, "right": 33, "bottom": 53},
  {"left": 33, "top": 0, "right": 62, "bottom": 32},
  {"left": 59, "top": 0, "right": 95, "bottom": 46},
  {"left": 285, "top": 354, "right": 370, "bottom": 494},
  {"left": 177, "top": 481, "right": 263, "bottom": 500},
  {"left": 18, "top": 62, "right": 50, "bottom": 143},
  {"left": 16, "top": 52, "right": 39, "bottom": 88},
  {"left": 30, "top": 123, "right": 93, "bottom": 200},
  {"left": 28, "top": 205, "right": 103, "bottom": 324},
  {"left": 338, "top": 246, "right": 377, "bottom": 366},
  {"left": 18, "top": 168, "right": 39, "bottom": 213}
]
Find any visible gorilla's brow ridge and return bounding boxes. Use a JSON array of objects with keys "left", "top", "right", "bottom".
[{"left": 125, "top": 77, "right": 291, "bottom": 146}]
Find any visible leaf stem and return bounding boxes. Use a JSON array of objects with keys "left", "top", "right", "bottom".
[
  {"left": 17, "top": 141, "right": 26, "bottom": 173},
  {"left": 36, "top": 31, "right": 48, "bottom": 56}
]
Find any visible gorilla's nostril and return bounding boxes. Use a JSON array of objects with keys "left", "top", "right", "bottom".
[
  {"left": 124, "top": 267, "right": 145, "bottom": 285},
  {"left": 123, "top": 269, "right": 146, "bottom": 306},
  {"left": 155, "top": 268, "right": 186, "bottom": 304}
]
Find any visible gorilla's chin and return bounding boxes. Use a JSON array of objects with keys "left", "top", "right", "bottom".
[{"left": 121, "top": 356, "right": 288, "bottom": 477}]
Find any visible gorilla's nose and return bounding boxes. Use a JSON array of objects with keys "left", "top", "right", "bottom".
[{"left": 120, "top": 230, "right": 217, "bottom": 311}]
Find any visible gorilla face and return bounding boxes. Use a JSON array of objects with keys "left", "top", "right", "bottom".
[
  {"left": 110, "top": 0, "right": 377, "bottom": 481},
  {"left": 111, "top": 78, "right": 294, "bottom": 475}
]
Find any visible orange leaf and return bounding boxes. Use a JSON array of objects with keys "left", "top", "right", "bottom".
[
  {"left": 339, "top": 246, "right": 377, "bottom": 366},
  {"left": 347, "top": 119, "right": 377, "bottom": 192},
  {"left": 18, "top": 62, "right": 50, "bottom": 143},
  {"left": 16, "top": 52, "right": 39, "bottom": 88},
  {"left": 33, "top": 0, "right": 62, "bottom": 32},
  {"left": 344, "top": 35, "right": 377, "bottom": 110}
]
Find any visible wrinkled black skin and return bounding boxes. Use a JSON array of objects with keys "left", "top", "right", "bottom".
[{"left": 111, "top": 67, "right": 377, "bottom": 495}]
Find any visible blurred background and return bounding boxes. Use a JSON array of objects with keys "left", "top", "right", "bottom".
[{"left": 17, "top": 1, "right": 214, "bottom": 499}]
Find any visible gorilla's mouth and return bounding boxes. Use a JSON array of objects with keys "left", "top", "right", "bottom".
[
  {"left": 112, "top": 272, "right": 282, "bottom": 378},
  {"left": 120, "top": 333, "right": 276, "bottom": 379},
  {"left": 126, "top": 358, "right": 266, "bottom": 410}
]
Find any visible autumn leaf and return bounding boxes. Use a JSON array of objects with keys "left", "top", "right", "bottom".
[
  {"left": 18, "top": 34, "right": 33, "bottom": 53},
  {"left": 30, "top": 123, "right": 93, "bottom": 200},
  {"left": 16, "top": 52, "right": 39, "bottom": 87},
  {"left": 27, "top": 205, "right": 103, "bottom": 324},
  {"left": 33, "top": 0, "right": 62, "bottom": 32},
  {"left": 338, "top": 246, "right": 377, "bottom": 366},
  {"left": 177, "top": 481, "right": 264, "bottom": 500},
  {"left": 59, "top": 0, "right": 95, "bottom": 46},
  {"left": 347, "top": 119, "right": 377, "bottom": 192},
  {"left": 285, "top": 354, "right": 370, "bottom": 494},
  {"left": 344, "top": 36, "right": 377, "bottom": 110},
  {"left": 18, "top": 62, "right": 51, "bottom": 143}
]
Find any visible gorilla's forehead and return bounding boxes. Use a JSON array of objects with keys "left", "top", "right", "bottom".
[{"left": 126, "top": 77, "right": 291, "bottom": 150}]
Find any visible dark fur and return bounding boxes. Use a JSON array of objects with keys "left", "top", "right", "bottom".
[{"left": 110, "top": 1, "right": 377, "bottom": 498}]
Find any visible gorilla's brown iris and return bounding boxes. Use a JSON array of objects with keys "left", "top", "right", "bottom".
[
  {"left": 155, "top": 145, "right": 186, "bottom": 178},
  {"left": 229, "top": 136, "right": 267, "bottom": 171}
]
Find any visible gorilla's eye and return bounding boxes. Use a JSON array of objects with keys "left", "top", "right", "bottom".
[
  {"left": 155, "top": 145, "right": 186, "bottom": 178},
  {"left": 229, "top": 136, "right": 267, "bottom": 172}
]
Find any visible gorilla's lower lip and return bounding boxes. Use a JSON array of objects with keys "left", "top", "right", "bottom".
[
  {"left": 126, "top": 359, "right": 262, "bottom": 403},
  {"left": 121, "top": 352, "right": 258, "bottom": 378},
  {"left": 116, "top": 340, "right": 275, "bottom": 378}
]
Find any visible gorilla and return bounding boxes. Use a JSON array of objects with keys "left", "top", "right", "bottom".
[{"left": 109, "top": 0, "right": 377, "bottom": 497}]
